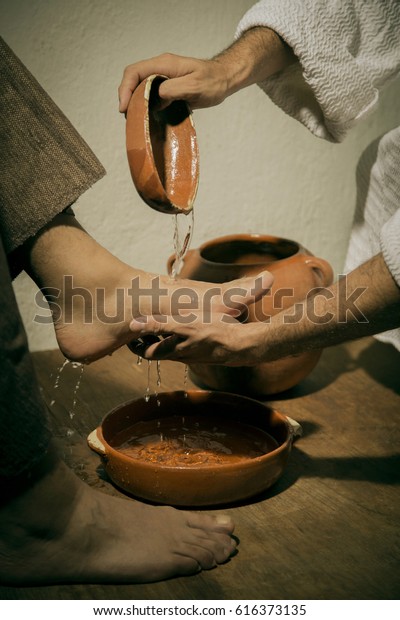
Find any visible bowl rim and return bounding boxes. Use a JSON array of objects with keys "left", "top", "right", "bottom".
[
  {"left": 92, "top": 389, "right": 293, "bottom": 473},
  {"left": 196, "top": 233, "right": 302, "bottom": 268}
]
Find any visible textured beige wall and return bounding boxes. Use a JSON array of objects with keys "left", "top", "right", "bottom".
[{"left": 2, "top": 0, "right": 400, "bottom": 351}]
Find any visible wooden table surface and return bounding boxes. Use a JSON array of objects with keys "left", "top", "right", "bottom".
[{"left": 1, "top": 337, "right": 399, "bottom": 600}]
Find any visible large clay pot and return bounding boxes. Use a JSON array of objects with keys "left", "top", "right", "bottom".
[{"left": 167, "top": 233, "right": 334, "bottom": 396}]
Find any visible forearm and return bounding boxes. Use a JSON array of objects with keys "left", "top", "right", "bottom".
[
  {"left": 258, "top": 253, "right": 400, "bottom": 361},
  {"left": 213, "top": 26, "right": 296, "bottom": 97}
]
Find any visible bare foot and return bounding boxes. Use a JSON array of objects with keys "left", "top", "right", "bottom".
[
  {"left": 25, "top": 213, "right": 273, "bottom": 363},
  {"left": 0, "top": 452, "right": 236, "bottom": 585}
]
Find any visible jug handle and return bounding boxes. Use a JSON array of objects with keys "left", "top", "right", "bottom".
[
  {"left": 302, "top": 255, "right": 334, "bottom": 287},
  {"left": 166, "top": 249, "right": 195, "bottom": 277}
]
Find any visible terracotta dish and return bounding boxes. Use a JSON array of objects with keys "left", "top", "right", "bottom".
[
  {"left": 126, "top": 74, "right": 199, "bottom": 214},
  {"left": 87, "top": 390, "right": 294, "bottom": 506},
  {"left": 168, "top": 233, "right": 334, "bottom": 396}
]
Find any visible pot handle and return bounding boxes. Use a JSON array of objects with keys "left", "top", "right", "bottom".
[
  {"left": 302, "top": 255, "right": 334, "bottom": 287},
  {"left": 166, "top": 249, "right": 195, "bottom": 277},
  {"left": 87, "top": 428, "right": 107, "bottom": 457}
]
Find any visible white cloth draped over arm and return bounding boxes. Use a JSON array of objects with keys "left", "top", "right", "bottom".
[
  {"left": 236, "top": 0, "right": 400, "bottom": 142},
  {"left": 236, "top": 0, "right": 400, "bottom": 349}
]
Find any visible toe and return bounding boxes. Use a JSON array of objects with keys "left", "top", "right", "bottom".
[
  {"left": 187, "top": 511, "right": 235, "bottom": 535},
  {"left": 176, "top": 543, "right": 217, "bottom": 571},
  {"left": 185, "top": 529, "right": 237, "bottom": 566}
]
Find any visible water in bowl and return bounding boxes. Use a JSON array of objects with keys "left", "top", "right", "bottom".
[{"left": 111, "top": 414, "right": 278, "bottom": 467}]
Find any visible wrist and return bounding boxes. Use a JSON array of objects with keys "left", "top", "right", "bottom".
[{"left": 213, "top": 26, "right": 296, "bottom": 96}]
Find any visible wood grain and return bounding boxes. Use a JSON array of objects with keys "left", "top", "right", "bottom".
[{"left": 1, "top": 337, "right": 399, "bottom": 600}]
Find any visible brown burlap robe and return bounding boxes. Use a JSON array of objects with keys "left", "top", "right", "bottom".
[{"left": 0, "top": 37, "right": 105, "bottom": 477}]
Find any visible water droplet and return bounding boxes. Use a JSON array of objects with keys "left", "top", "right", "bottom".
[
  {"left": 144, "top": 360, "right": 152, "bottom": 402},
  {"left": 156, "top": 360, "right": 162, "bottom": 387},
  {"left": 53, "top": 358, "right": 69, "bottom": 389},
  {"left": 70, "top": 364, "right": 84, "bottom": 416},
  {"left": 170, "top": 210, "right": 194, "bottom": 279}
]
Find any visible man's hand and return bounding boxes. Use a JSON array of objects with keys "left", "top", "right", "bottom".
[
  {"left": 128, "top": 269, "right": 274, "bottom": 364},
  {"left": 128, "top": 253, "right": 400, "bottom": 367},
  {"left": 118, "top": 27, "right": 296, "bottom": 113},
  {"left": 129, "top": 313, "right": 267, "bottom": 366},
  {"left": 119, "top": 54, "right": 231, "bottom": 113}
]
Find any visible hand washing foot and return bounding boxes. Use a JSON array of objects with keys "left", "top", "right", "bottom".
[{"left": 23, "top": 212, "right": 273, "bottom": 363}]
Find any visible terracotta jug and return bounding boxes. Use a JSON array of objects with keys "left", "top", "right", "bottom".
[{"left": 167, "top": 233, "right": 334, "bottom": 396}]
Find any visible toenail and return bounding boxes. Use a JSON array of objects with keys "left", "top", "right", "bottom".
[
  {"left": 225, "top": 538, "right": 237, "bottom": 554},
  {"left": 216, "top": 515, "right": 231, "bottom": 526}
]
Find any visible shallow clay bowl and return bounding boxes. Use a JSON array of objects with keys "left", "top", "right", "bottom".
[
  {"left": 87, "top": 390, "right": 294, "bottom": 506},
  {"left": 126, "top": 74, "right": 199, "bottom": 214}
]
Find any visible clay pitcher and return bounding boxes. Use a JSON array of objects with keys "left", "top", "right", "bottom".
[{"left": 167, "top": 233, "right": 333, "bottom": 396}]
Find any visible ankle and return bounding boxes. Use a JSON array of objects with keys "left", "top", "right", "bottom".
[{"left": 0, "top": 447, "right": 82, "bottom": 535}]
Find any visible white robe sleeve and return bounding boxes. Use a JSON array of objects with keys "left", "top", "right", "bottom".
[
  {"left": 236, "top": 1, "right": 400, "bottom": 349},
  {"left": 236, "top": 0, "right": 400, "bottom": 142}
]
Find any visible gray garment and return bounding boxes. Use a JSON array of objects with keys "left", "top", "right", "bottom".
[
  {"left": 0, "top": 38, "right": 105, "bottom": 477},
  {"left": 0, "top": 36, "right": 105, "bottom": 255},
  {"left": 0, "top": 235, "right": 52, "bottom": 478}
]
